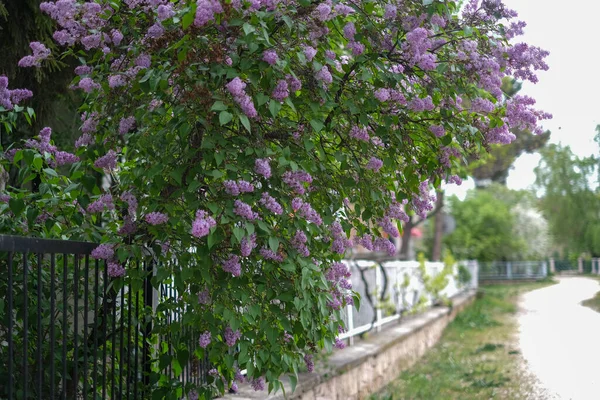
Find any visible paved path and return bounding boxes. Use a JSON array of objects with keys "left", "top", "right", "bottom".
[{"left": 518, "top": 277, "right": 600, "bottom": 399}]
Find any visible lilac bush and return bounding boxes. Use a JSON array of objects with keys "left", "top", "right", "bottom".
[{"left": 0, "top": 0, "right": 551, "bottom": 397}]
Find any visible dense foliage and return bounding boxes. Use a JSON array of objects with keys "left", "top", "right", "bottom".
[
  {"left": 0, "top": 0, "right": 549, "bottom": 397},
  {"left": 444, "top": 185, "right": 549, "bottom": 261},
  {"left": 536, "top": 142, "right": 600, "bottom": 257}
]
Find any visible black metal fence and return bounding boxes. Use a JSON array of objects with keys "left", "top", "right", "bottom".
[{"left": 0, "top": 234, "right": 210, "bottom": 399}]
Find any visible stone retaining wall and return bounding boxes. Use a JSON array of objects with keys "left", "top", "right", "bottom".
[{"left": 224, "top": 290, "right": 476, "bottom": 400}]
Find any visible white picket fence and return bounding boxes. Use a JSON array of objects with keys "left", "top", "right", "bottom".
[{"left": 338, "top": 258, "right": 478, "bottom": 345}]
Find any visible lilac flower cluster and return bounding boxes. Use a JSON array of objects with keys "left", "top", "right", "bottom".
[
  {"left": 408, "top": 96, "right": 435, "bottom": 112},
  {"left": 94, "top": 150, "right": 118, "bottom": 170},
  {"left": 87, "top": 194, "right": 115, "bottom": 213},
  {"left": 145, "top": 212, "right": 168, "bottom": 225},
  {"left": 272, "top": 80, "right": 289, "bottom": 102},
  {"left": 259, "top": 192, "right": 283, "bottom": 215},
  {"left": 411, "top": 180, "right": 436, "bottom": 219},
  {"left": 226, "top": 77, "right": 257, "bottom": 118},
  {"left": 191, "top": 210, "right": 217, "bottom": 238},
  {"left": 282, "top": 170, "right": 313, "bottom": 195},
  {"left": 378, "top": 217, "right": 399, "bottom": 238},
  {"left": 194, "top": 0, "right": 223, "bottom": 26},
  {"left": 120, "top": 191, "right": 138, "bottom": 215},
  {"left": 260, "top": 247, "right": 285, "bottom": 262},
  {"left": 107, "top": 261, "right": 126, "bottom": 278},
  {"left": 254, "top": 158, "right": 271, "bottom": 178},
  {"left": 0, "top": 76, "right": 33, "bottom": 110},
  {"left": 198, "top": 287, "right": 211, "bottom": 305},
  {"left": 91, "top": 243, "right": 115, "bottom": 259},
  {"left": 18, "top": 42, "right": 51, "bottom": 67},
  {"left": 25, "top": 127, "right": 56, "bottom": 154},
  {"left": 222, "top": 254, "right": 241, "bottom": 276},
  {"left": 291, "top": 230, "right": 310, "bottom": 257},
  {"left": 250, "top": 377, "right": 265, "bottom": 391},
  {"left": 119, "top": 116, "right": 136, "bottom": 134},
  {"left": 304, "top": 354, "right": 314, "bottom": 372},
  {"left": 366, "top": 157, "right": 383, "bottom": 172},
  {"left": 330, "top": 222, "right": 352, "bottom": 254},
  {"left": 402, "top": 27, "right": 437, "bottom": 70},
  {"left": 334, "top": 338, "right": 346, "bottom": 349},
  {"left": 224, "top": 326, "right": 242, "bottom": 346},
  {"left": 315, "top": 66, "right": 333, "bottom": 88},
  {"left": 374, "top": 237, "right": 396, "bottom": 256},
  {"left": 224, "top": 180, "right": 254, "bottom": 195},
  {"left": 199, "top": 331, "right": 211, "bottom": 348},
  {"left": 349, "top": 126, "right": 370, "bottom": 142},
  {"left": 241, "top": 233, "right": 257, "bottom": 256},
  {"left": 429, "top": 125, "right": 445, "bottom": 138},
  {"left": 297, "top": 201, "right": 323, "bottom": 225},
  {"left": 233, "top": 200, "right": 260, "bottom": 220}
]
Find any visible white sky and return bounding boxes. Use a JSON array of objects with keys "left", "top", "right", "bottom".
[{"left": 447, "top": 0, "right": 600, "bottom": 199}]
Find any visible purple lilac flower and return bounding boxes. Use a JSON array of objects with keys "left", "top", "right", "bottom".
[
  {"left": 343, "top": 22, "right": 356, "bottom": 40},
  {"left": 87, "top": 194, "right": 115, "bottom": 213},
  {"left": 91, "top": 244, "right": 114, "bottom": 260},
  {"left": 334, "top": 338, "right": 346, "bottom": 349},
  {"left": 272, "top": 80, "right": 289, "bottom": 102},
  {"left": 374, "top": 88, "right": 390, "bottom": 102},
  {"left": 282, "top": 170, "right": 313, "bottom": 195},
  {"left": 447, "top": 175, "right": 463, "bottom": 185},
  {"left": 262, "top": 50, "right": 278, "bottom": 65},
  {"left": 198, "top": 288, "right": 211, "bottom": 305},
  {"left": 291, "top": 197, "right": 303, "bottom": 212},
  {"left": 357, "top": 234, "right": 374, "bottom": 250},
  {"left": 349, "top": 126, "right": 370, "bottom": 141},
  {"left": 107, "top": 261, "right": 125, "bottom": 278},
  {"left": 316, "top": 66, "right": 333, "bottom": 88},
  {"left": 199, "top": 331, "right": 211, "bottom": 348},
  {"left": 283, "top": 332, "right": 293, "bottom": 343},
  {"left": 94, "top": 150, "right": 118, "bottom": 170},
  {"left": 75, "top": 66, "right": 92, "bottom": 75},
  {"left": 259, "top": 192, "right": 283, "bottom": 215},
  {"left": 286, "top": 74, "right": 302, "bottom": 92},
  {"left": 250, "top": 377, "right": 265, "bottom": 391},
  {"left": 374, "top": 237, "right": 396, "bottom": 256},
  {"left": 188, "top": 390, "right": 199, "bottom": 400},
  {"left": 192, "top": 210, "right": 216, "bottom": 238},
  {"left": 157, "top": 4, "right": 175, "bottom": 20},
  {"left": 366, "top": 157, "right": 383, "bottom": 171},
  {"left": 303, "top": 45, "right": 317, "bottom": 61},
  {"left": 145, "top": 212, "right": 168, "bottom": 225},
  {"left": 75, "top": 133, "right": 93, "bottom": 148},
  {"left": 235, "top": 368, "right": 245, "bottom": 383},
  {"left": 334, "top": 3, "right": 354, "bottom": 16},
  {"left": 118, "top": 217, "right": 136, "bottom": 235},
  {"left": 254, "top": 158, "right": 271, "bottom": 178},
  {"left": 146, "top": 23, "right": 165, "bottom": 39},
  {"left": 325, "top": 50, "right": 336, "bottom": 60},
  {"left": 260, "top": 247, "right": 285, "bottom": 262},
  {"left": 291, "top": 231, "right": 310, "bottom": 257},
  {"left": 119, "top": 116, "right": 136, "bottom": 135},
  {"left": 18, "top": 42, "right": 51, "bottom": 67},
  {"left": 222, "top": 254, "right": 241, "bottom": 276},
  {"left": 194, "top": 0, "right": 223, "bottom": 27},
  {"left": 226, "top": 77, "right": 257, "bottom": 118},
  {"left": 471, "top": 97, "right": 495, "bottom": 113},
  {"left": 304, "top": 354, "right": 315, "bottom": 372},
  {"left": 120, "top": 191, "right": 138, "bottom": 215},
  {"left": 431, "top": 14, "right": 446, "bottom": 28},
  {"left": 384, "top": 4, "right": 397, "bottom": 19},
  {"left": 108, "top": 75, "right": 126, "bottom": 88},
  {"left": 378, "top": 217, "right": 399, "bottom": 238},
  {"left": 135, "top": 54, "right": 151, "bottom": 68},
  {"left": 429, "top": 125, "right": 445, "bottom": 137},
  {"left": 223, "top": 180, "right": 240, "bottom": 196},
  {"left": 78, "top": 77, "right": 100, "bottom": 93},
  {"left": 314, "top": 3, "right": 331, "bottom": 21},
  {"left": 234, "top": 200, "right": 259, "bottom": 220},
  {"left": 54, "top": 151, "right": 79, "bottom": 166},
  {"left": 237, "top": 180, "right": 254, "bottom": 193},
  {"left": 411, "top": 180, "right": 436, "bottom": 219},
  {"left": 298, "top": 202, "right": 323, "bottom": 225},
  {"left": 241, "top": 233, "right": 257, "bottom": 257},
  {"left": 224, "top": 326, "right": 242, "bottom": 347}
]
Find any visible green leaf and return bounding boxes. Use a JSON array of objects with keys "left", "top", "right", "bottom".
[
  {"left": 288, "top": 374, "right": 298, "bottom": 393},
  {"left": 242, "top": 22, "right": 255, "bottom": 36},
  {"left": 423, "top": 0, "right": 434, "bottom": 4},
  {"left": 269, "top": 237, "right": 279, "bottom": 252},
  {"left": 269, "top": 100, "right": 282, "bottom": 118},
  {"left": 32, "top": 155, "right": 43, "bottom": 170},
  {"left": 182, "top": 10, "right": 195, "bottom": 29},
  {"left": 43, "top": 168, "right": 58, "bottom": 177},
  {"left": 211, "top": 101, "right": 228, "bottom": 111},
  {"left": 233, "top": 226, "right": 244, "bottom": 242},
  {"left": 9, "top": 198, "right": 25, "bottom": 216},
  {"left": 310, "top": 119, "right": 324, "bottom": 133},
  {"left": 239, "top": 114, "right": 251, "bottom": 133},
  {"left": 219, "top": 111, "right": 233, "bottom": 126},
  {"left": 215, "top": 152, "right": 225, "bottom": 166}
]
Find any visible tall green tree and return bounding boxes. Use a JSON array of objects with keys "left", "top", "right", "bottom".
[
  {"left": 535, "top": 144, "right": 600, "bottom": 256},
  {"left": 444, "top": 184, "right": 548, "bottom": 261}
]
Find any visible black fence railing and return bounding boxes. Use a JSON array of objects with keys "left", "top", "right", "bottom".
[{"left": 0, "top": 234, "right": 210, "bottom": 399}]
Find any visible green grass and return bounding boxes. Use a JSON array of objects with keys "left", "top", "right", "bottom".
[
  {"left": 582, "top": 290, "right": 600, "bottom": 313},
  {"left": 373, "top": 280, "right": 556, "bottom": 400}
]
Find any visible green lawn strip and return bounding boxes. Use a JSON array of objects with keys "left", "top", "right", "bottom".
[
  {"left": 582, "top": 290, "right": 600, "bottom": 313},
  {"left": 373, "top": 280, "right": 555, "bottom": 400}
]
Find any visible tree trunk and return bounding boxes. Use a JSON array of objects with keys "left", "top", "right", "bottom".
[
  {"left": 432, "top": 190, "right": 445, "bottom": 261},
  {"left": 399, "top": 216, "right": 414, "bottom": 260}
]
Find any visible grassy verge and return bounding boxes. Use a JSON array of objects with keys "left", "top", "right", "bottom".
[
  {"left": 582, "top": 291, "right": 600, "bottom": 313},
  {"left": 373, "top": 279, "right": 555, "bottom": 400}
]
